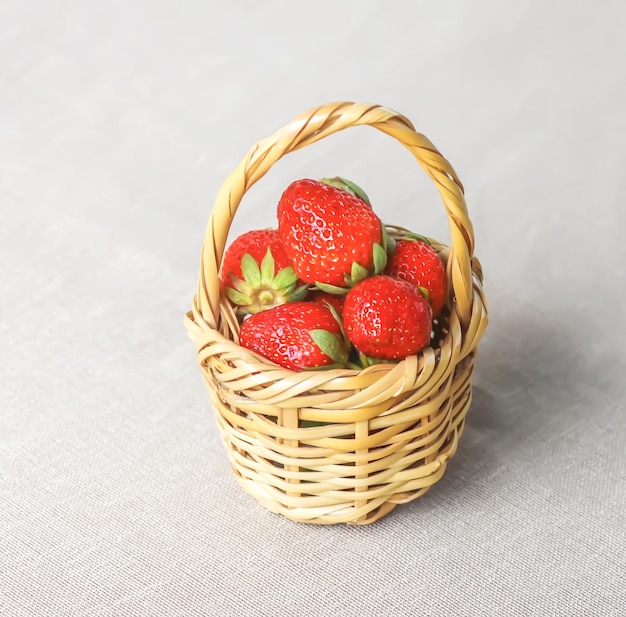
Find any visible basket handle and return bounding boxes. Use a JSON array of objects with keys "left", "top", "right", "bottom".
[{"left": 195, "top": 101, "right": 475, "bottom": 330}]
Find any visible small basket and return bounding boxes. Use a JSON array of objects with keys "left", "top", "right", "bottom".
[{"left": 184, "top": 102, "right": 488, "bottom": 525}]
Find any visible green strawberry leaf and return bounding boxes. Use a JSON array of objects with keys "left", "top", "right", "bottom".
[
  {"left": 228, "top": 274, "right": 248, "bottom": 293},
  {"left": 273, "top": 266, "right": 299, "bottom": 290},
  {"left": 348, "top": 261, "right": 369, "bottom": 285},
  {"left": 226, "top": 287, "right": 252, "bottom": 306},
  {"left": 291, "top": 284, "right": 309, "bottom": 302},
  {"left": 314, "top": 281, "right": 349, "bottom": 295},
  {"left": 260, "top": 248, "right": 275, "bottom": 283},
  {"left": 372, "top": 242, "right": 388, "bottom": 274},
  {"left": 309, "top": 329, "right": 349, "bottom": 366},
  {"left": 324, "top": 302, "right": 348, "bottom": 342},
  {"left": 383, "top": 226, "right": 396, "bottom": 256},
  {"left": 357, "top": 351, "right": 396, "bottom": 367},
  {"left": 346, "top": 361, "right": 365, "bottom": 370},
  {"left": 402, "top": 231, "right": 432, "bottom": 245},
  {"left": 418, "top": 286, "right": 430, "bottom": 301},
  {"left": 325, "top": 302, "right": 343, "bottom": 327},
  {"left": 381, "top": 224, "right": 389, "bottom": 252},
  {"left": 319, "top": 176, "right": 371, "bottom": 206},
  {"left": 241, "top": 253, "right": 261, "bottom": 287}
]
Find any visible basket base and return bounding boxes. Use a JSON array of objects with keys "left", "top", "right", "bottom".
[{"left": 225, "top": 417, "right": 467, "bottom": 526}]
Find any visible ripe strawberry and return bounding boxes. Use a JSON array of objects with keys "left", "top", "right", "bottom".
[
  {"left": 277, "top": 179, "right": 387, "bottom": 290},
  {"left": 319, "top": 176, "right": 371, "bottom": 206},
  {"left": 342, "top": 275, "right": 432, "bottom": 360},
  {"left": 307, "top": 290, "right": 345, "bottom": 314},
  {"left": 385, "top": 237, "right": 448, "bottom": 317},
  {"left": 238, "top": 302, "right": 348, "bottom": 370},
  {"left": 219, "top": 229, "right": 307, "bottom": 315}
]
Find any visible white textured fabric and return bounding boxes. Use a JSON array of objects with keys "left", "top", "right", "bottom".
[{"left": 2, "top": 1, "right": 625, "bottom": 615}]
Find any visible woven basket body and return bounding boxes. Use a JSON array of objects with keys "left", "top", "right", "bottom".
[{"left": 185, "top": 102, "right": 488, "bottom": 525}]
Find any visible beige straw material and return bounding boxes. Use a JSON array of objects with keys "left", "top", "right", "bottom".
[{"left": 185, "top": 102, "right": 488, "bottom": 525}]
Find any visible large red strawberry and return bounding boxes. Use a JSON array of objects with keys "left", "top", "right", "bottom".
[
  {"left": 342, "top": 275, "right": 432, "bottom": 361},
  {"left": 385, "top": 237, "right": 448, "bottom": 317},
  {"left": 239, "top": 302, "right": 348, "bottom": 370},
  {"left": 277, "top": 179, "right": 387, "bottom": 290},
  {"left": 219, "top": 229, "right": 307, "bottom": 315}
]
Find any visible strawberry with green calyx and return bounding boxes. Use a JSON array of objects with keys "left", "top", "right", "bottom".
[
  {"left": 342, "top": 275, "right": 432, "bottom": 360},
  {"left": 307, "top": 290, "right": 346, "bottom": 314},
  {"left": 239, "top": 302, "right": 349, "bottom": 370},
  {"left": 319, "top": 176, "right": 371, "bottom": 206},
  {"left": 220, "top": 229, "right": 307, "bottom": 315},
  {"left": 277, "top": 179, "right": 387, "bottom": 291},
  {"left": 384, "top": 234, "right": 448, "bottom": 317}
]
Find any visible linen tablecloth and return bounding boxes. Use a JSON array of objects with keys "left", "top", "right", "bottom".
[{"left": 2, "top": 1, "right": 625, "bottom": 615}]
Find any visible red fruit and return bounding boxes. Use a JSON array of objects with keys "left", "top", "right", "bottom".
[
  {"left": 239, "top": 302, "right": 349, "bottom": 370},
  {"left": 277, "top": 179, "right": 387, "bottom": 289},
  {"left": 307, "top": 290, "right": 345, "bottom": 314},
  {"left": 342, "top": 275, "right": 432, "bottom": 360},
  {"left": 385, "top": 238, "right": 448, "bottom": 317},
  {"left": 219, "top": 229, "right": 307, "bottom": 315},
  {"left": 319, "top": 176, "right": 371, "bottom": 206}
]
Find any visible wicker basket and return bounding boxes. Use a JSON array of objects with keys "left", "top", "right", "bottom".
[{"left": 184, "top": 101, "right": 488, "bottom": 525}]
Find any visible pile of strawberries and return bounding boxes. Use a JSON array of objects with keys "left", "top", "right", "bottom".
[{"left": 219, "top": 177, "right": 448, "bottom": 371}]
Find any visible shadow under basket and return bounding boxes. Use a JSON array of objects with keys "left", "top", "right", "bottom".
[{"left": 184, "top": 101, "right": 488, "bottom": 525}]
